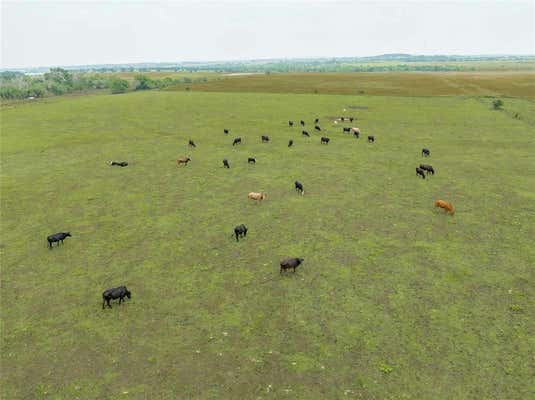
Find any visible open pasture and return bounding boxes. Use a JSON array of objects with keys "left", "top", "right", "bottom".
[
  {"left": 1, "top": 88, "right": 534, "bottom": 399},
  {"left": 169, "top": 71, "right": 535, "bottom": 98}
]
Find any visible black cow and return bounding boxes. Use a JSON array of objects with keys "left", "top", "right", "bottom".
[
  {"left": 234, "top": 224, "right": 248, "bottom": 242},
  {"left": 280, "top": 257, "right": 304, "bottom": 274},
  {"left": 288, "top": 140, "right": 294, "bottom": 147},
  {"left": 47, "top": 232, "right": 71, "bottom": 248},
  {"left": 321, "top": 137, "right": 330, "bottom": 144},
  {"left": 341, "top": 117, "right": 345, "bottom": 122},
  {"left": 349, "top": 117, "right": 354, "bottom": 122},
  {"left": 102, "top": 286, "right": 131, "bottom": 309},
  {"left": 368, "top": 135, "right": 375, "bottom": 143},
  {"left": 233, "top": 137, "right": 242, "bottom": 146},
  {"left": 224, "top": 129, "right": 229, "bottom": 134},
  {"left": 416, "top": 167, "right": 426, "bottom": 179},
  {"left": 110, "top": 161, "right": 128, "bottom": 167},
  {"left": 188, "top": 140, "right": 196, "bottom": 148},
  {"left": 419, "top": 164, "right": 435, "bottom": 175},
  {"left": 343, "top": 127, "right": 351, "bottom": 133},
  {"left": 261, "top": 135, "right": 270, "bottom": 142},
  {"left": 295, "top": 181, "right": 304, "bottom": 195},
  {"left": 302, "top": 131, "right": 310, "bottom": 137},
  {"left": 314, "top": 118, "right": 319, "bottom": 124},
  {"left": 223, "top": 159, "right": 230, "bottom": 168},
  {"left": 315, "top": 125, "right": 321, "bottom": 131},
  {"left": 422, "top": 148, "right": 430, "bottom": 157},
  {"left": 248, "top": 157, "right": 256, "bottom": 164},
  {"left": 300, "top": 120, "right": 305, "bottom": 126},
  {"left": 288, "top": 121, "right": 294, "bottom": 127}
]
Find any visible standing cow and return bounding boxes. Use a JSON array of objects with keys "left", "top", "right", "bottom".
[
  {"left": 47, "top": 232, "right": 71, "bottom": 248},
  {"left": 419, "top": 164, "right": 435, "bottom": 175},
  {"left": 416, "top": 167, "right": 426, "bottom": 179},
  {"left": 280, "top": 258, "right": 304, "bottom": 274},
  {"left": 234, "top": 224, "right": 248, "bottom": 242},
  {"left": 102, "top": 286, "right": 131, "bottom": 309},
  {"left": 295, "top": 181, "right": 304, "bottom": 195}
]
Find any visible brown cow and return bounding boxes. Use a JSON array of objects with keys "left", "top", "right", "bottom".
[
  {"left": 248, "top": 192, "right": 266, "bottom": 202},
  {"left": 435, "top": 200, "right": 454, "bottom": 215},
  {"left": 177, "top": 157, "right": 191, "bottom": 166}
]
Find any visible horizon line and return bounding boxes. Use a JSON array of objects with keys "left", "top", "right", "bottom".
[{"left": 2, "top": 53, "right": 534, "bottom": 72}]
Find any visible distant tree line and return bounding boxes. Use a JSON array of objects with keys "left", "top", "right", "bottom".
[{"left": 0, "top": 69, "right": 209, "bottom": 100}]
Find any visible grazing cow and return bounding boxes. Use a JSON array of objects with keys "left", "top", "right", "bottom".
[
  {"left": 248, "top": 192, "right": 266, "bottom": 202},
  {"left": 289, "top": 121, "right": 294, "bottom": 127},
  {"left": 261, "top": 135, "right": 270, "bottom": 142},
  {"left": 47, "top": 232, "right": 71, "bottom": 248},
  {"left": 314, "top": 118, "right": 319, "bottom": 124},
  {"left": 302, "top": 130, "right": 310, "bottom": 137},
  {"left": 341, "top": 117, "right": 345, "bottom": 121},
  {"left": 110, "top": 161, "right": 128, "bottom": 167},
  {"left": 300, "top": 120, "right": 305, "bottom": 126},
  {"left": 232, "top": 137, "right": 242, "bottom": 146},
  {"left": 288, "top": 140, "right": 294, "bottom": 147},
  {"left": 315, "top": 125, "right": 321, "bottom": 131},
  {"left": 223, "top": 159, "right": 230, "bottom": 168},
  {"left": 224, "top": 129, "right": 229, "bottom": 134},
  {"left": 343, "top": 127, "right": 351, "bottom": 133},
  {"left": 351, "top": 127, "right": 360, "bottom": 137},
  {"left": 177, "top": 157, "right": 191, "bottom": 166},
  {"left": 295, "top": 181, "right": 304, "bottom": 195},
  {"left": 416, "top": 167, "right": 426, "bottom": 179},
  {"left": 368, "top": 135, "right": 375, "bottom": 143},
  {"left": 321, "top": 137, "right": 330, "bottom": 144},
  {"left": 248, "top": 157, "right": 256, "bottom": 164},
  {"left": 102, "top": 286, "right": 131, "bottom": 309},
  {"left": 422, "top": 148, "right": 430, "bottom": 157},
  {"left": 280, "top": 257, "right": 304, "bottom": 274},
  {"left": 419, "top": 164, "right": 435, "bottom": 175},
  {"left": 435, "top": 200, "right": 455, "bottom": 215},
  {"left": 349, "top": 117, "right": 354, "bottom": 122},
  {"left": 188, "top": 140, "right": 196, "bottom": 148},
  {"left": 234, "top": 224, "right": 248, "bottom": 242}
]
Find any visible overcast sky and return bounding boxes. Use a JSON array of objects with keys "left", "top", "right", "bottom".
[{"left": 1, "top": 0, "right": 534, "bottom": 68}]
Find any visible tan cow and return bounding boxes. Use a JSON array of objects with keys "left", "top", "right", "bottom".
[
  {"left": 177, "top": 157, "right": 191, "bottom": 166},
  {"left": 248, "top": 192, "right": 266, "bottom": 202},
  {"left": 435, "top": 200, "right": 454, "bottom": 215}
]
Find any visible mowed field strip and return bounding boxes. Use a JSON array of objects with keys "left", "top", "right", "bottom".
[{"left": 1, "top": 84, "right": 534, "bottom": 398}]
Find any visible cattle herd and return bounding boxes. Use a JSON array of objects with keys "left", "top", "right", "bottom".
[{"left": 49, "top": 115, "right": 454, "bottom": 310}]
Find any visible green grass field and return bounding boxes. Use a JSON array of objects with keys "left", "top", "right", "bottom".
[
  {"left": 1, "top": 77, "right": 534, "bottom": 399},
  {"left": 169, "top": 72, "right": 535, "bottom": 98}
]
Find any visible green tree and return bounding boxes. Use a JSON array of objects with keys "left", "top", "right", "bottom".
[
  {"left": 493, "top": 99, "right": 504, "bottom": 110},
  {"left": 134, "top": 74, "right": 156, "bottom": 90},
  {"left": 110, "top": 78, "right": 129, "bottom": 94},
  {"left": 44, "top": 68, "right": 73, "bottom": 87}
]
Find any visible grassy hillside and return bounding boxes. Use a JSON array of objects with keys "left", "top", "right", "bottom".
[
  {"left": 1, "top": 89, "right": 534, "bottom": 399},
  {"left": 168, "top": 72, "right": 535, "bottom": 98}
]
